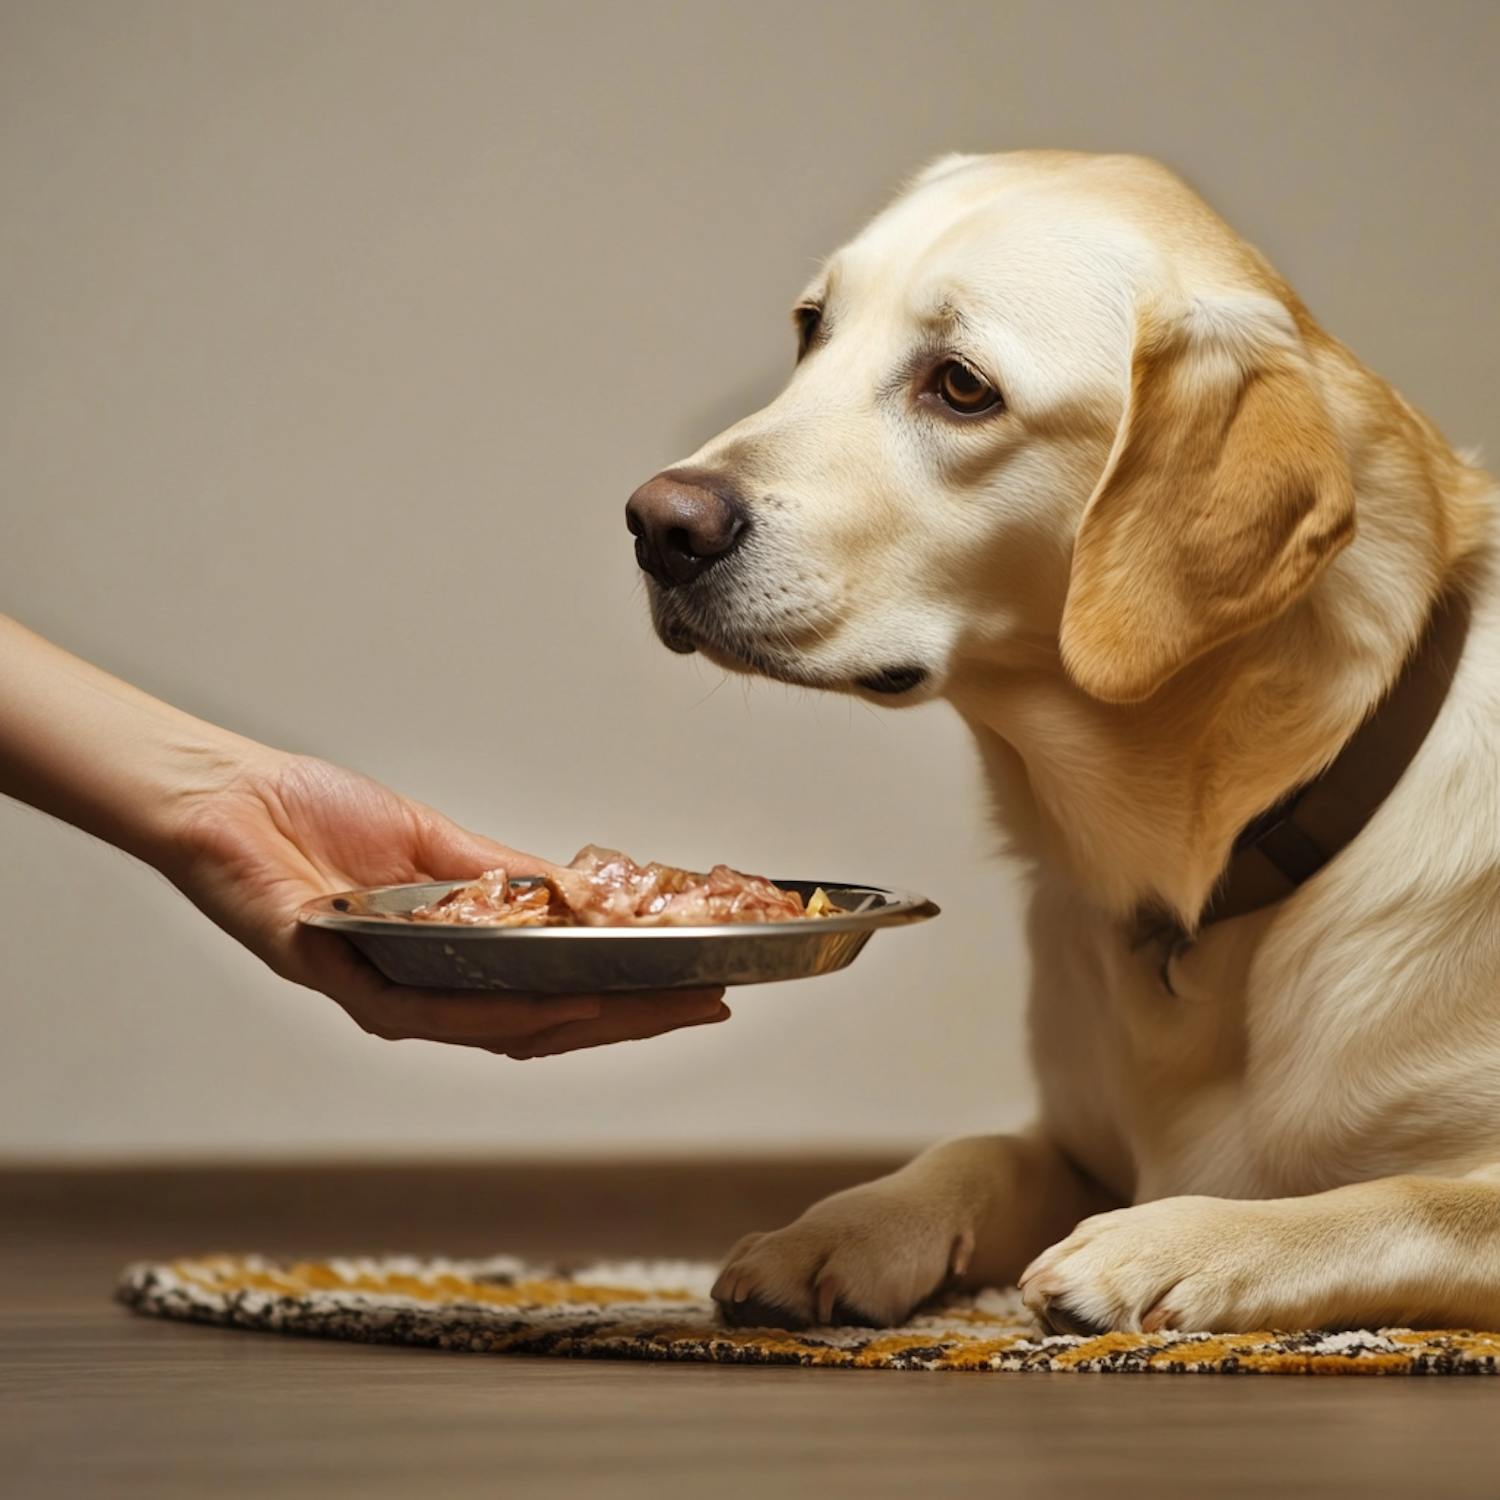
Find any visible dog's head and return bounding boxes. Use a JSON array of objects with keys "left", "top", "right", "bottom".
[{"left": 627, "top": 152, "right": 1355, "bottom": 707}]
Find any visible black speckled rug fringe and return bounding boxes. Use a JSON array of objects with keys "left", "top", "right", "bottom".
[{"left": 118, "top": 1254, "right": 1500, "bottom": 1374}]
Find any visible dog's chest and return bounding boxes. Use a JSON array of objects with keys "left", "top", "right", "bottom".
[
  {"left": 1030, "top": 896, "right": 1271, "bottom": 1201},
  {"left": 1031, "top": 878, "right": 1500, "bottom": 1203}
]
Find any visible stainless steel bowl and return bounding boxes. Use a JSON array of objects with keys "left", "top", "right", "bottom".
[{"left": 298, "top": 879, "right": 939, "bottom": 992}]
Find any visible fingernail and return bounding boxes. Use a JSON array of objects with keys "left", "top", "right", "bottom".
[{"left": 677, "top": 993, "right": 728, "bottom": 1016}]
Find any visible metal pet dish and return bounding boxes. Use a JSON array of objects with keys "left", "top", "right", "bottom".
[{"left": 299, "top": 879, "right": 939, "bottom": 992}]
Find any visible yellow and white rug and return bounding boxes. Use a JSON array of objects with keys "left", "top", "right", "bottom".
[{"left": 118, "top": 1254, "right": 1500, "bottom": 1375}]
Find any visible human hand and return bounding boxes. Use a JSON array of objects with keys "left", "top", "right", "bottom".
[{"left": 166, "top": 752, "right": 730, "bottom": 1057}]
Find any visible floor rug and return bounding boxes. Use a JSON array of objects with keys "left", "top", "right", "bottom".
[{"left": 118, "top": 1254, "right": 1500, "bottom": 1375}]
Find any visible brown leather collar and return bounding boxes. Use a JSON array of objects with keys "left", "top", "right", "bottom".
[{"left": 1196, "top": 589, "right": 1471, "bottom": 929}]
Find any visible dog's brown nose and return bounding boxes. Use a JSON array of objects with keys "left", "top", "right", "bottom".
[{"left": 625, "top": 470, "right": 747, "bottom": 587}]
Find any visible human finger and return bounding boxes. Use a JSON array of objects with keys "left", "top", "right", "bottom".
[
  {"left": 500, "top": 992, "right": 731, "bottom": 1060},
  {"left": 294, "top": 927, "right": 605, "bottom": 1043},
  {"left": 346, "top": 985, "right": 609, "bottom": 1045},
  {"left": 293, "top": 927, "right": 729, "bottom": 1053}
]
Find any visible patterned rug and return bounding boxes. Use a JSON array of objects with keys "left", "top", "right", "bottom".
[{"left": 117, "top": 1254, "right": 1500, "bottom": 1374}]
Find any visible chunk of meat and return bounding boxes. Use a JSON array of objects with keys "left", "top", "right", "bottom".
[
  {"left": 407, "top": 845, "right": 830, "bottom": 927},
  {"left": 409, "top": 869, "right": 556, "bottom": 927}
]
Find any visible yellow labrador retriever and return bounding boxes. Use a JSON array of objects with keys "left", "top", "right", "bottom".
[{"left": 625, "top": 151, "right": 1500, "bottom": 1336}]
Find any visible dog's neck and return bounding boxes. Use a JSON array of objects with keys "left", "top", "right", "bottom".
[
  {"left": 950, "top": 555, "right": 1481, "bottom": 929},
  {"left": 951, "top": 639, "right": 1393, "bottom": 925},
  {"left": 1194, "top": 589, "right": 1470, "bottom": 927},
  {"left": 949, "top": 623, "right": 1392, "bottom": 924}
]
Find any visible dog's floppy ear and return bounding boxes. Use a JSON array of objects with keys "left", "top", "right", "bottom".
[{"left": 1059, "top": 300, "right": 1356, "bottom": 703}]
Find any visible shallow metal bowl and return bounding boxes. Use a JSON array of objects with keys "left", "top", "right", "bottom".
[{"left": 298, "top": 879, "right": 939, "bottom": 992}]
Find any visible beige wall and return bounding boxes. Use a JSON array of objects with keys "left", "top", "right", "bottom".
[{"left": 2, "top": 0, "right": 1496, "bottom": 1160}]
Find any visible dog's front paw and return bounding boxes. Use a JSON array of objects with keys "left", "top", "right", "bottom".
[
  {"left": 711, "top": 1185, "right": 975, "bottom": 1330},
  {"left": 1019, "top": 1196, "right": 1304, "bottom": 1335}
]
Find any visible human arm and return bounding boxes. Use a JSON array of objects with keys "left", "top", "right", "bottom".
[{"left": 0, "top": 615, "right": 728, "bottom": 1057}]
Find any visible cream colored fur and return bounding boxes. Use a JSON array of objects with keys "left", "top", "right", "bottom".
[{"left": 639, "top": 152, "right": 1500, "bottom": 1335}]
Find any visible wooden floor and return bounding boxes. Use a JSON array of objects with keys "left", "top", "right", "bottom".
[{"left": 5, "top": 1162, "right": 1499, "bottom": 1498}]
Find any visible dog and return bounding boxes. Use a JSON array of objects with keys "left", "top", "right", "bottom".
[{"left": 625, "top": 151, "right": 1500, "bottom": 1336}]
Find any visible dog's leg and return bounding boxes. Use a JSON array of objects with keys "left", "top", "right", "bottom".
[
  {"left": 1020, "top": 1166, "right": 1500, "bottom": 1334},
  {"left": 712, "top": 1131, "right": 1117, "bottom": 1328}
]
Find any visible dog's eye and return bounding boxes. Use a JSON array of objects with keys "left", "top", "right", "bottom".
[
  {"left": 934, "top": 359, "right": 1001, "bottom": 415},
  {"left": 793, "top": 304, "right": 822, "bottom": 362}
]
